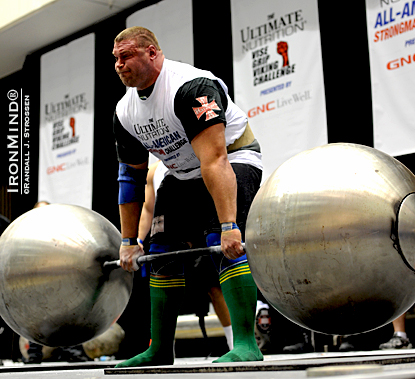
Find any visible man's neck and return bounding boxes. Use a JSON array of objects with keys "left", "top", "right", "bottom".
[
  {"left": 137, "top": 82, "right": 155, "bottom": 100},
  {"left": 136, "top": 55, "right": 164, "bottom": 100}
]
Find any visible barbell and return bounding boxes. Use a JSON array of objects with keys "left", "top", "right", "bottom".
[
  {"left": 0, "top": 143, "right": 415, "bottom": 347},
  {"left": 103, "top": 244, "right": 244, "bottom": 268}
]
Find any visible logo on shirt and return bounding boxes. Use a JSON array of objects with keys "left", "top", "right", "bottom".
[{"left": 192, "top": 96, "right": 220, "bottom": 121}]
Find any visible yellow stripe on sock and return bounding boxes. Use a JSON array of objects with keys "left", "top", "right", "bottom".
[
  {"left": 220, "top": 267, "right": 251, "bottom": 283},
  {"left": 219, "top": 264, "right": 251, "bottom": 284},
  {"left": 220, "top": 263, "right": 251, "bottom": 280},
  {"left": 149, "top": 279, "right": 185, "bottom": 286},
  {"left": 149, "top": 277, "right": 186, "bottom": 288}
]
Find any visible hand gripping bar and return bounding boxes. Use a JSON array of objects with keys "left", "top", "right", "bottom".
[{"left": 103, "top": 243, "right": 246, "bottom": 268}]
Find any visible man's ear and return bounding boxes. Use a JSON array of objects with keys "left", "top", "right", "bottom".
[{"left": 148, "top": 45, "right": 158, "bottom": 60}]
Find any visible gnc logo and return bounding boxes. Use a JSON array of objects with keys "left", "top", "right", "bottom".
[
  {"left": 47, "top": 163, "right": 66, "bottom": 175},
  {"left": 248, "top": 101, "right": 276, "bottom": 118},
  {"left": 387, "top": 54, "right": 415, "bottom": 70}
]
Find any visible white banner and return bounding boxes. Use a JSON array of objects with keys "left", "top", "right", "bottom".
[
  {"left": 127, "top": 0, "right": 193, "bottom": 65},
  {"left": 231, "top": 0, "right": 327, "bottom": 182},
  {"left": 38, "top": 33, "right": 95, "bottom": 208},
  {"left": 366, "top": 0, "right": 415, "bottom": 156}
]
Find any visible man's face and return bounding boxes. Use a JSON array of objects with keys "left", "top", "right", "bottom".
[{"left": 113, "top": 39, "right": 152, "bottom": 89}]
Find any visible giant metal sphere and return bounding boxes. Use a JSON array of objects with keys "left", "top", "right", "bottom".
[
  {"left": 0, "top": 204, "right": 133, "bottom": 347},
  {"left": 246, "top": 143, "right": 415, "bottom": 335}
]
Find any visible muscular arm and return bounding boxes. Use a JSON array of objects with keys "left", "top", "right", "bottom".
[
  {"left": 138, "top": 162, "right": 157, "bottom": 243},
  {"left": 119, "top": 161, "right": 148, "bottom": 237},
  {"left": 119, "top": 160, "right": 148, "bottom": 271},
  {"left": 191, "top": 123, "right": 244, "bottom": 259}
]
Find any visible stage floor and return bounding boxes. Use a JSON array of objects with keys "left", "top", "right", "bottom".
[{"left": 3, "top": 350, "right": 415, "bottom": 379}]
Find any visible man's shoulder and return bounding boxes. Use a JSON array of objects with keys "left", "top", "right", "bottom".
[
  {"left": 163, "top": 59, "right": 216, "bottom": 84},
  {"left": 116, "top": 87, "right": 136, "bottom": 121},
  {"left": 117, "top": 87, "right": 136, "bottom": 106}
]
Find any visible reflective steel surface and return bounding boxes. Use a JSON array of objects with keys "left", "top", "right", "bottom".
[
  {"left": 0, "top": 204, "right": 133, "bottom": 347},
  {"left": 246, "top": 143, "right": 415, "bottom": 335}
]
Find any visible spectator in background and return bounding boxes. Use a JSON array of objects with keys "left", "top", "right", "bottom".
[{"left": 379, "top": 313, "right": 412, "bottom": 350}]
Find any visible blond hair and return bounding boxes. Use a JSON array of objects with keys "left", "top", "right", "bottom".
[{"left": 114, "top": 26, "right": 161, "bottom": 50}]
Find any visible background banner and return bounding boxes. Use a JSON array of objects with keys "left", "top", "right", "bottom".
[
  {"left": 38, "top": 33, "right": 95, "bottom": 208},
  {"left": 127, "top": 0, "right": 193, "bottom": 65},
  {"left": 231, "top": 0, "right": 327, "bottom": 182},
  {"left": 366, "top": 0, "right": 415, "bottom": 157}
]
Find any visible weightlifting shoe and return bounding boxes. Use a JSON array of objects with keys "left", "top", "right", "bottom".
[
  {"left": 283, "top": 341, "right": 313, "bottom": 354},
  {"left": 25, "top": 356, "right": 42, "bottom": 364},
  {"left": 338, "top": 335, "right": 355, "bottom": 352},
  {"left": 57, "top": 346, "right": 89, "bottom": 362},
  {"left": 379, "top": 333, "right": 413, "bottom": 349},
  {"left": 283, "top": 332, "right": 313, "bottom": 354},
  {"left": 338, "top": 341, "right": 355, "bottom": 352}
]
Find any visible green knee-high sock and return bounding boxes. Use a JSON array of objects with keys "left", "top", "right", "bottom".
[
  {"left": 213, "top": 263, "right": 263, "bottom": 363},
  {"left": 115, "top": 275, "right": 185, "bottom": 368}
]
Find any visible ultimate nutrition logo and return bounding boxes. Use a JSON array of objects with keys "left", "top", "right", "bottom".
[
  {"left": 133, "top": 118, "right": 188, "bottom": 156},
  {"left": 44, "top": 93, "right": 86, "bottom": 150},
  {"left": 240, "top": 10, "right": 306, "bottom": 86},
  {"left": 240, "top": 10, "right": 306, "bottom": 52},
  {"left": 44, "top": 93, "right": 88, "bottom": 122}
]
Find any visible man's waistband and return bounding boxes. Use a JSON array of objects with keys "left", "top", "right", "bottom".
[{"left": 227, "top": 123, "right": 255, "bottom": 153}]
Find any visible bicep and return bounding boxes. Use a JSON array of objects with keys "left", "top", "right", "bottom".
[{"left": 191, "top": 123, "right": 227, "bottom": 165}]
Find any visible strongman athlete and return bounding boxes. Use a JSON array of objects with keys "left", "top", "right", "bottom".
[{"left": 112, "top": 26, "right": 263, "bottom": 367}]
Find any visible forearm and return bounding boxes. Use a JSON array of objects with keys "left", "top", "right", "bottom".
[
  {"left": 118, "top": 202, "right": 146, "bottom": 272},
  {"left": 119, "top": 202, "right": 142, "bottom": 238},
  {"left": 202, "top": 157, "right": 243, "bottom": 259},
  {"left": 137, "top": 168, "right": 156, "bottom": 242},
  {"left": 201, "top": 155, "right": 237, "bottom": 224},
  {"left": 191, "top": 123, "right": 243, "bottom": 259},
  {"left": 117, "top": 161, "right": 148, "bottom": 239},
  {"left": 138, "top": 203, "right": 152, "bottom": 241}
]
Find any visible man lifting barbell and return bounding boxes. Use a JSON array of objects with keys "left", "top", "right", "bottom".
[{"left": 112, "top": 26, "right": 263, "bottom": 367}]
